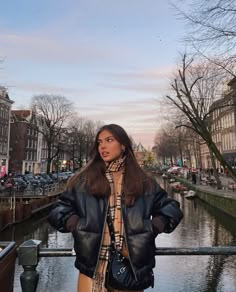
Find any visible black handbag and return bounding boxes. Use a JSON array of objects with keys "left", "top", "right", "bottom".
[{"left": 105, "top": 207, "right": 154, "bottom": 290}]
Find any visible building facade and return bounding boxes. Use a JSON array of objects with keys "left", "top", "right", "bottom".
[
  {"left": 0, "top": 87, "right": 14, "bottom": 177},
  {"left": 210, "top": 77, "right": 236, "bottom": 169},
  {"left": 196, "top": 77, "right": 236, "bottom": 170},
  {"left": 9, "top": 110, "right": 39, "bottom": 174}
]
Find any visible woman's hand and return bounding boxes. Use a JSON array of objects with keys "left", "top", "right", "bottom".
[
  {"left": 151, "top": 216, "right": 168, "bottom": 236},
  {"left": 66, "top": 214, "right": 79, "bottom": 232}
]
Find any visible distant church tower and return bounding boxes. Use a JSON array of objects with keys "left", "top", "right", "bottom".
[{"left": 133, "top": 142, "right": 147, "bottom": 167}]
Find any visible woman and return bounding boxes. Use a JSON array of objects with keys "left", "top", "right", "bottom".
[{"left": 48, "top": 124, "right": 183, "bottom": 292}]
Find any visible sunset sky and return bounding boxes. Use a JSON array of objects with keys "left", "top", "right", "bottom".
[{"left": 0, "top": 0, "right": 188, "bottom": 148}]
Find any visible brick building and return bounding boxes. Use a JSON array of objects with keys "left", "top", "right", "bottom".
[
  {"left": 9, "top": 110, "right": 39, "bottom": 174},
  {"left": 0, "top": 87, "right": 14, "bottom": 177}
]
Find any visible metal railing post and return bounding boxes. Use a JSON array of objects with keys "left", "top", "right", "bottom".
[{"left": 18, "top": 239, "right": 42, "bottom": 292}]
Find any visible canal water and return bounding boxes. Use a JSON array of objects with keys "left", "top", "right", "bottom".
[{"left": 1, "top": 189, "right": 236, "bottom": 292}]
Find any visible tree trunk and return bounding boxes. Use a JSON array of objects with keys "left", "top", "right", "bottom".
[
  {"left": 197, "top": 140, "right": 203, "bottom": 170},
  {"left": 47, "top": 159, "right": 52, "bottom": 174},
  {"left": 178, "top": 137, "right": 183, "bottom": 167},
  {"left": 47, "top": 143, "right": 52, "bottom": 174},
  {"left": 72, "top": 145, "right": 75, "bottom": 172},
  {"left": 209, "top": 149, "right": 222, "bottom": 189}
]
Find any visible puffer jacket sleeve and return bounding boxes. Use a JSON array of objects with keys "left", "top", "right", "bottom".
[
  {"left": 151, "top": 182, "right": 183, "bottom": 233},
  {"left": 48, "top": 187, "right": 78, "bottom": 233}
]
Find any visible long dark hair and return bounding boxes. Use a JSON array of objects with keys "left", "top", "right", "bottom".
[{"left": 67, "top": 124, "right": 152, "bottom": 206}]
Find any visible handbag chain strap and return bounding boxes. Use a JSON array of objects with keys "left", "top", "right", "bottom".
[{"left": 106, "top": 205, "right": 117, "bottom": 252}]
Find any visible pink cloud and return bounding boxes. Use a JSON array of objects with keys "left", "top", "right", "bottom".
[
  {"left": 11, "top": 81, "right": 86, "bottom": 95},
  {"left": 106, "top": 65, "right": 175, "bottom": 80}
]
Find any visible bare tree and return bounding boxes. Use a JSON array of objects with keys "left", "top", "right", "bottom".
[
  {"left": 186, "top": 129, "right": 203, "bottom": 169},
  {"left": 165, "top": 54, "right": 236, "bottom": 186},
  {"left": 31, "top": 94, "right": 74, "bottom": 173},
  {"left": 66, "top": 117, "right": 87, "bottom": 170},
  {"left": 83, "top": 120, "right": 103, "bottom": 163},
  {"left": 66, "top": 118, "right": 104, "bottom": 169},
  {"left": 154, "top": 121, "right": 194, "bottom": 168},
  {"left": 173, "top": 0, "right": 236, "bottom": 76},
  {"left": 154, "top": 124, "right": 179, "bottom": 166}
]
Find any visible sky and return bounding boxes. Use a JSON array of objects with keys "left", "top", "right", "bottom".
[{"left": 0, "top": 0, "right": 187, "bottom": 149}]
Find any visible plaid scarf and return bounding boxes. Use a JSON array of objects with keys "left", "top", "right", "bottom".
[{"left": 91, "top": 156, "right": 126, "bottom": 292}]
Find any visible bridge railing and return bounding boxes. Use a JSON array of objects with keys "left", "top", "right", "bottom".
[{"left": 14, "top": 239, "right": 236, "bottom": 292}]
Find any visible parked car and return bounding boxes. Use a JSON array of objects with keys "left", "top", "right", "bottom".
[
  {"left": 63, "top": 171, "right": 75, "bottom": 178},
  {"left": 40, "top": 173, "right": 53, "bottom": 184},
  {"left": 22, "top": 174, "right": 40, "bottom": 186},
  {"left": 12, "top": 177, "right": 28, "bottom": 191},
  {"left": 48, "top": 173, "right": 59, "bottom": 182},
  {"left": 34, "top": 175, "right": 48, "bottom": 187},
  {"left": 57, "top": 172, "right": 69, "bottom": 181}
]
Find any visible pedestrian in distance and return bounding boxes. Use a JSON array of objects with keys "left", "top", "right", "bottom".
[
  {"left": 48, "top": 124, "right": 183, "bottom": 292},
  {"left": 191, "top": 171, "right": 197, "bottom": 185}
]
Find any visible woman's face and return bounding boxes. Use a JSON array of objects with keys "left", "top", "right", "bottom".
[{"left": 97, "top": 130, "right": 124, "bottom": 163}]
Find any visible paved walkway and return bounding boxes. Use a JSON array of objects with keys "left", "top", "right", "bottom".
[
  {"left": 181, "top": 175, "right": 236, "bottom": 200},
  {"left": 195, "top": 183, "right": 236, "bottom": 199}
]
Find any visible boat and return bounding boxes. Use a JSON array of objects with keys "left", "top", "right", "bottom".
[
  {"left": 170, "top": 182, "right": 187, "bottom": 193},
  {"left": 185, "top": 190, "right": 197, "bottom": 199}
]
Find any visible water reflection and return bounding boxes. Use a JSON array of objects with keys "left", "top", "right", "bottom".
[
  {"left": 0, "top": 211, "right": 51, "bottom": 245},
  {"left": 1, "top": 189, "right": 236, "bottom": 292},
  {"left": 155, "top": 191, "right": 236, "bottom": 292}
]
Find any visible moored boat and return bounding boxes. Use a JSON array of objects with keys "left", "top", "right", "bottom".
[{"left": 185, "top": 190, "right": 197, "bottom": 199}]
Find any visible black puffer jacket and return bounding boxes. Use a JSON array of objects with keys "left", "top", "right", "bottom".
[{"left": 48, "top": 180, "right": 183, "bottom": 280}]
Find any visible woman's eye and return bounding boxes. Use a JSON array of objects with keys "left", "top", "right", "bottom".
[{"left": 108, "top": 138, "right": 113, "bottom": 142}]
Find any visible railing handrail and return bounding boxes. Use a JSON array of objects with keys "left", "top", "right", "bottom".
[
  {"left": 16, "top": 246, "right": 236, "bottom": 257},
  {"left": 0, "top": 241, "right": 16, "bottom": 260},
  {"left": 7, "top": 240, "right": 236, "bottom": 292}
]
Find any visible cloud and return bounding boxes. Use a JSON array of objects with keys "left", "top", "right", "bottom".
[
  {"left": 76, "top": 98, "right": 163, "bottom": 147},
  {"left": 10, "top": 81, "right": 87, "bottom": 96},
  {"left": 98, "top": 81, "right": 167, "bottom": 94},
  {"left": 78, "top": 97, "right": 157, "bottom": 114},
  {"left": 96, "top": 65, "right": 176, "bottom": 95},
  {"left": 0, "top": 31, "right": 119, "bottom": 63},
  {"left": 106, "top": 65, "right": 175, "bottom": 80}
]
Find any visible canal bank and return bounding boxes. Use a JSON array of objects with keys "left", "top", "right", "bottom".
[
  {"left": 0, "top": 191, "right": 62, "bottom": 232},
  {"left": 164, "top": 175, "right": 236, "bottom": 220}
]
